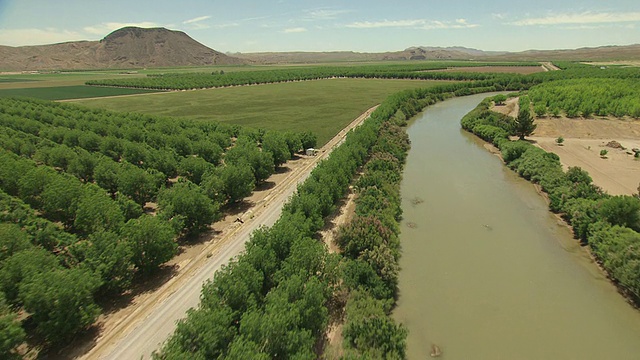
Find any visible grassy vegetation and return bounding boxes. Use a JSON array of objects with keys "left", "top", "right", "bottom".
[
  {"left": 0, "top": 78, "right": 40, "bottom": 83},
  {"left": 0, "top": 72, "right": 149, "bottom": 90},
  {"left": 74, "top": 78, "right": 450, "bottom": 146},
  {"left": 0, "top": 85, "right": 162, "bottom": 100}
]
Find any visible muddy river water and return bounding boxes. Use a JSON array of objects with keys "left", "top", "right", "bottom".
[{"left": 393, "top": 93, "right": 640, "bottom": 359}]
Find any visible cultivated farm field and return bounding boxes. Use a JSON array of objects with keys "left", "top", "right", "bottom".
[
  {"left": 0, "top": 85, "right": 161, "bottom": 100},
  {"left": 73, "top": 78, "right": 449, "bottom": 146}
]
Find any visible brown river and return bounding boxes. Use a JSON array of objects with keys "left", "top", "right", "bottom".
[{"left": 393, "top": 93, "right": 640, "bottom": 359}]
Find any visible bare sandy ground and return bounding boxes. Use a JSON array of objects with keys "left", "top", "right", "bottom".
[
  {"left": 492, "top": 99, "right": 640, "bottom": 196},
  {"left": 532, "top": 137, "right": 639, "bottom": 195}
]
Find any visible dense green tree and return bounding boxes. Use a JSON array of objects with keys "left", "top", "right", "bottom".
[
  {"left": 0, "top": 293, "right": 25, "bottom": 359},
  {"left": 342, "top": 259, "right": 394, "bottom": 301},
  {"left": 534, "top": 103, "right": 547, "bottom": 117},
  {"left": 343, "top": 314, "right": 407, "bottom": 358},
  {"left": 178, "top": 156, "right": 215, "bottom": 185},
  {"left": 94, "top": 156, "right": 120, "bottom": 194},
  {"left": 43, "top": 145, "right": 76, "bottom": 170},
  {"left": 513, "top": 100, "right": 537, "bottom": 140},
  {"left": 360, "top": 243, "right": 400, "bottom": 292},
  {"left": 597, "top": 195, "right": 640, "bottom": 231},
  {"left": 0, "top": 224, "right": 32, "bottom": 262},
  {"left": 299, "top": 131, "right": 318, "bottom": 150},
  {"left": 225, "top": 142, "right": 274, "bottom": 183},
  {"left": 199, "top": 171, "right": 226, "bottom": 204},
  {"left": 123, "top": 142, "right": 149, "bottom": 166},
  {"left": 157, "top": 181, "right": 218, "bottom": 235},
  {"left": 337, "top": 215, "right": 396, "bottom": 259},
  {"left": 0, "top": 248, "right": 60, "bottom": 304},
  {"left": 115, "top": 192, "right": 144, "bottom": 221},
  {"left": 17, "top": 167, "right": 56, "bottom": 208},
  {"left": 83, "top": 230, "right": 134, "bottom": 294},
  {"left": 169, "top": 135, "right": 193, "bottom": 157},
  {"left": 225, "top": 336, "right": 270, "bottom": 360},
  {"left": 99, "top": 136, "right": 124, "bottom": 161},
  {"left": 0, "top": 153, "right": 32, "bottom": 196},
  {"left": 40, "top": 176, "right": 82, "bottom": 226},
  {"left": 262, "top": 131, "right": 291, "bottom": 167},
  {"left": 342, "top": 290, "right": 407, "bottom": 359},
  {"left": 74, "top": 188, "right": 125, "bottom": 236},
  {"left": 589, "top": 223, "right": 640, "bottom": 297},
  {"left": 216, "top": 164, "right": 255, "bottom": 203},
  {"left": 117, "top": 164, "right": 160, "bottom": 205},
  {"left": 68, "top": 149, "right": 97, "bottom": 182},
  {"left": 122, "top": 214, "right": 177, "bottom": 275},
  {"left": 239, "top": 286, "right": 316, "bottom": 359},
  {"left": 147, "top": 149, "right": 179, "bottom": 178},
  {"left": 78, "top": 132, "right": 102, "bottom": 152},
  {"left": 201, "top": 260, "right": 263, "bottom": 315},
  {"left": 493, "top": 94, "right": 507, "bottom": 105},
  {"left": 160, "top": 306, "right": 236, "bottom": 359},
  {"left": 283, "top": 131, "right": 303, "bottom": 156},
  {"left": 192, "top": 141, "right": 223, "bottom": 165},
  {"left": 19, "top": 268, "right": 101, "bottom": 344}
]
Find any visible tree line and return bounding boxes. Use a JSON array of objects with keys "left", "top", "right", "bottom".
[
  {"left": 528, "top": 78, "right": 640, "bottom": 118},
  {"left": 462, "top": 95, "right": 640, "bottom": 301},
  {"left": 85, "top": 62, "right": 543, "bottom": 91}
]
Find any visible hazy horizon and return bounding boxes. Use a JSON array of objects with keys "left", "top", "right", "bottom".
[{"left": 1, "top": 0, "right": 639, "bottom": 53}]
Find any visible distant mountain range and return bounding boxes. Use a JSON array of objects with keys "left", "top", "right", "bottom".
[
  {"left": 0, "top": 27, "right": 245, "bottom": 71},
  {"left": 0, "top": 26, "right": 639, "bottom": 71},
  {"left": 236, "top": 44, "right": 640, "bottom": 63}
]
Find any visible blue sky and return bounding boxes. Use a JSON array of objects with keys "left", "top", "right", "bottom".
[{"left": 0, "top": 0, "right": 639, "bottom": 52}]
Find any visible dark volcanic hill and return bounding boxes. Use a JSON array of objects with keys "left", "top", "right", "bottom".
[{"left": 0, "top": 27, "right": 245, "bottom": 71}]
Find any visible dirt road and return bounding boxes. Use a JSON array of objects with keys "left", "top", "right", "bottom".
[{"left": 81, "top": 105, "right": 377, "bottom": 360}]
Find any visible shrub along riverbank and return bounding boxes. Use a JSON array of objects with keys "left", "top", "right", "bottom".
[{"left": 462, "top": 95, "right": 640, "bottom": 301}]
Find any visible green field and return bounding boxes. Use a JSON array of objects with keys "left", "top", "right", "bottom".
[
  {"left": 0, "top": 77, "right": 40, "bottom": 83},
  {"left": 73, "top": 78, "right": 450, "bottom": 145},
  {"left": 0, "top": 85, "right": 162, "bottom": 100}
]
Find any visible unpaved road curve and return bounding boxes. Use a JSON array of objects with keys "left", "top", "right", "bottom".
[{"left": 82, "top": 105, "right": 378, "bottom": 360}]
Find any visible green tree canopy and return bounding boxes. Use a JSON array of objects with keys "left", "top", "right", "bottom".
[
  {"left": 512, "top": 97, "right": 537, "bottom": 140},
  {"left": 122, "top": 214, "right": 177, "bottom": 274},
  {"left": 18, "top": 268, "right": 101, "bottom": 345}
]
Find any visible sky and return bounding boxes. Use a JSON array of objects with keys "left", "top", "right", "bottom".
[{"left": 0, "top": 0, "right": 639, "bottom": 53}]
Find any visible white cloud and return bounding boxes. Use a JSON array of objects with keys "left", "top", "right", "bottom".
[
  {"left": 183, "top": 16, "right": 211, "bottom": 24},
  {"left": 283, "top": 27, "right": 307, "bottom": 33},
  {"left": 510, "top": 11, "right": 640, "bottom": 26},
  {"left": 306, "top": 9, "right": 351, "bottom": 20},
  {"left": 83, "top": 22, "right": 159, "bottom": 35},
  {"left": 346, "top": 19, "right": 425, "bottom": 28},
  {"left": 212, "top": 23, "right": 239, "bottom": 29},
  {"left": 346, "top": 18, "right": 478, "bottom": 29},
  {"left": 0, "top": 28, "right": 86, "bottom": 46}
]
